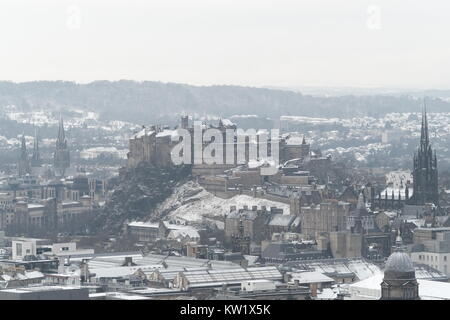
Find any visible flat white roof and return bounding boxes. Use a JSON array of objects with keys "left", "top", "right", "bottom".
[
  {"left": 291, "top": 271, "right": 334, "bottom": 284},
  {"left": 128, "top": 221, "right": 159, "bottom": 228}
]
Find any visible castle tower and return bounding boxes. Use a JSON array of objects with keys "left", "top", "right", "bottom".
[
  {"left": 232, "top": 219, "right": 250, "bottom": 255},
  {"left": 408, "top": 104, "right": 439, "bottom": 205},
  {"left": 30, "top": 128, "right": 42, "bottom": 167},
  {"left": 18, "top": 134, "right": 31, "bottom": 176},
  {"left": 53, "top": 115, "right": 70, "bottom": 177},
  {"left": 181, "top": 115, "right": 189, "bottom": 129},
  {"left": 380, "top": 251, "right": 419, "bottom": 300},
  {"left": 299, "top": 136, "right": 310, "bottom": 159}
]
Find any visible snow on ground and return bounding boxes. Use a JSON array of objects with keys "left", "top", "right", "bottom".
[
  {"left": 154, "top": 181, "right": 290, "bottom": 228},
  {"left": 80, "top": 147, "right": 128, "bottom": 159}
]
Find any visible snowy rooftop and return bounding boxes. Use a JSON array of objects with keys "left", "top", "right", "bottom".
[
  {"left": 87, "top": 252, "right": 238, "bottom": 270},
  {"left": 156, "top": 129, "right": 178, "bottom": 138},
  {"left": 127, "top": 221, "right": 159, "bottom": 229},
  {"left": 268, "top": 214, "right": 296, "bottom": 227},
  {"left": 167, "top": 228, "right": 200, "bottom": 240},
  {"left": 180, "top": 266, "right": 282, "bottom": 289},
  {"left": 134, "top": 129, "right": 154, "bottom": 138},
  {"left": 290, "top": 271, "right": 334, "bottom": 284},
  {"left": 90, "top": 265, "right": 162, "bottom": 279},
  {"left": 285, "top": 258, "right": 382, "bottom": 281},
  {"left": 349, "top": 273, "right": 450, "bottom": 300}
]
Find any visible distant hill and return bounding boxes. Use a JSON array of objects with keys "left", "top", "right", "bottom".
[{"left": 0, "top": 80, "right": 449, "bottom": 124}]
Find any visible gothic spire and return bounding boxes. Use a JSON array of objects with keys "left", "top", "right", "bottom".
[
  {"left": 57, "top": 114, "right": 66, "bottom": 146},
  {"left": 31, "top": 127, "right": 42, "bottom": 167},
  {"left": 420, "top": 101, "right": 429, "bottom": 149},
  {"left": 33, "top": 127, "right": 39, "bottom": 153},
  {"left": 410, "top": 99, "right": 439, "bottom": 206},
  {"left": 21, "top": 134, "right": 26, "bottom": 151},
  {"left": 54, "top": 114, "right": 70, "bottom": 176},
  {"left": 356, "top": 192, "right": 365, "bottom": 210},
  {"left": 18, "top": 134, "right": 30, "bottom": 175},
  {"left": 20, "top": 134, "right": 27, "bottom": 159}
]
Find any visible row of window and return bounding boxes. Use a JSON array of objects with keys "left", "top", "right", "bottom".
[{"left": 418, "top": 254, "right": 448, "bottom": 262}]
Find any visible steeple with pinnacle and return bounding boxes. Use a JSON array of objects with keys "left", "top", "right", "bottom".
[
  {"left": 408, "top": 101, "right": 439, "bottom": 205},
  {"left": 18, "top": 134, "right": 31, "bottom": 176},
  {"left": 299, "top": 135, "right": 310, "bottom": 159},
  {"left": 30, "top": 128, "right": 42, "bottom": 167},
  {"left": 53, "top": 114, "right": 70, "bottom": 176}
]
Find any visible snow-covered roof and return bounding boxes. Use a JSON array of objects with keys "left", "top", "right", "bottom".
[
  {"left": 286, "top": 258, "right": 382, "bottom": 281},
  {"left": 268, "top": 214, "right": 296, "bottom": 227},
  {"left": 90, "top": 265, "right": 161, "bottom": 279},
  {"left": 290, "top": 271, "right": 334, "bottom": 284},
  {"left": 180, "top": 266, "right": 282, "bottom": 289},
  {"left": 87, "top": 252, "right": 238, "bottom": 270},
  {"left": 127, "top": 221, "right": 159, "bottom": 229},
  {"left": 0, "top": 271, "right": 44, "bottom": 282},
  {"left": 379, "top": 186, "right": 413, "bottom": 200},
  {"left": 134, "top": 128, "right": 154, "bottom": 138},
  {"left": 316, "top": 287, "right": 338, "bottom": 300},
  {"left": 27, "top": 203, "right": 45, "bottom": 209},
  {"left": 156, "top": 129, "right": 178, "bottom": 138},
  {"left": 349, "top": 273, "right": 450, "bottom": 300},
  {"left": 167, "top": 228, "right": 200, "bottom": 240}
]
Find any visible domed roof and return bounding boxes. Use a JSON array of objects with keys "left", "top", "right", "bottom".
[{"left": 385, "top": 251, "right": 414, "bottom": 273}]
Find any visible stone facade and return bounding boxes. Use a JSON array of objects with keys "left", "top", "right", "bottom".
[
  {"left": 301, "top": 200, "right": 350, "bottom": 238},
  {"left": 329, "top": 231, "right": 363, "bottom": 259},
  {"left": 127, "top": 116, "right": 312, "bottom": 171},
  {"left": 2, "top": 197, "right": 92, "bottom": 235}
]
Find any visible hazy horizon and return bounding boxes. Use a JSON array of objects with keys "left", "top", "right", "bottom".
[{"left": 2, "top": 0, "right": 450, "bottom": 89}]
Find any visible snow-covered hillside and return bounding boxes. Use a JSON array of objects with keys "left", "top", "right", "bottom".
[{"left": 154, "top": 181, "right": 290, "bottom": 228}]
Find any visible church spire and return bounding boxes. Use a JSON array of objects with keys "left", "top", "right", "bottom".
[
  {"left": 420, "top": 101, "right": 429, "bottom": 149},
  {"left": 18, "top": 134, "right": 31, "bottom": 176},
  {"left": 57, "top": 114, "right": 66, "bottom": 147},
  {"left": 54, "top": 114, "right": 70, "bottom": 177},
  {"left": 31, "top": 127, "right": 42, "bottom": 167},
  {"left": 356, "top": 192, "right": 365, "bottom": 210},
  {"left": 409, "top": 99, "right": 439, "bottom": 206},
  {"left": 20, "top": 134, "right": 27, "bottom": 157}
]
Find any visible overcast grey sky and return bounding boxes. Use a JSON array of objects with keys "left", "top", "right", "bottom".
[{"left": 0, "top": 0, "right": 449, "bottom": 88}]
